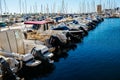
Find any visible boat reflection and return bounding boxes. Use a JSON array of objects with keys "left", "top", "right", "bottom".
[
  {"left": 17, "top": 63, "right": 55, "bottom": 80},
  {"left": 52, "top": 43, "right": 77, "bottom": 62}
]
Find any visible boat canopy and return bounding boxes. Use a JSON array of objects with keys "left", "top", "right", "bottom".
[{"left": 24, "top": 20, "right": 48, "bottom": 25}]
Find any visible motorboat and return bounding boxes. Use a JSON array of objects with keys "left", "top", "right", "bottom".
[
  {"left": 0, "top": 29, "right": 54, "bottom": 79},
  {"left": 24, "top": 20, "right": 68, "bottom": 48}
]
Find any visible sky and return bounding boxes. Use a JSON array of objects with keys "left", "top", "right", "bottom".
[{"left": 0, "top": 0, "right": 120, "bottom": 14}]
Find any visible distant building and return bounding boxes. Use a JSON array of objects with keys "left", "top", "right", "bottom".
[{"left": 97, "top": 5, "right": 102, "bottom": 14}]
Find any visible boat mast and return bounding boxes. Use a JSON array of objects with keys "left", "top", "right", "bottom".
[
  {"left": 0, "top": 0, "right": 2, "bottom": 15},
  {"left": 35, "top": 2, "right": 38, "bottom": 13},
  {"left": 114, "top": 0, "right": 116, "bottom": 9},
  {"left": 85, "top": 1, "right": 87, "bottom": 13},
  {"left": 53, "top": 1, "right": 56, "bottom": 14},
  {"left": 0, "top": 0, "right": 2, "bottom": 21},
  {"left": 92, "top": 0, "right": 96, "bottom": 13},
  {"left": 22, "top": 1, "right": 25, "bottom": 14},
  {"left": 113, "top": 0, "right": 115, "bottom": 9},
  {"left": 61, "top": 0, "right": 65, "bottom": 14},
  {"left": 41, "top": 4, "right": 43, "bottom": 13},
  {"left": 3, "top": 0, "right": 7, "bottom": 14},
  {"left": 65, "top": 3, "right": 68, "bottom": 14},
  {"left": 46, "top": 3, "right": 49, "bottom": 16},
  {"left": 57, "top": 5, "right": 60, "bottom": 15},
  {"left": 87, "top": 1, "right": 90, "bottom": 13},
  {"left": 19, "top": 0, "right": 21, "bottom": 14},
  {"left": 25, "top": 0, "right": 27, "bottom": 14},
  {"left": 103, "top": 0, "right": 105, "bottom": 10},
  {"left": 44, "top": 5, "right": 45, "bottom": 14},
  {"left": 33, "top": 4, "right": 35, "bottom": 13},
  {"left": 83, "top": 0, "right": 85, "bottom": 13},
  {"left": 29, "top": 5, "right": 32, "bottom": 14},
  {"left": 108, "top": 0, "right": 110, "bottom": 9},
  {"left": 79, "top": 1, "right": 81, "bottom": 14}
]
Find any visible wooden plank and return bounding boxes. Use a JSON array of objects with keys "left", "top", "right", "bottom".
[
  {"left": 0, "top": 31, "right": 11, "bottom": 53},
  {"left": 14, "top": 29, "right": 25, "bottom": 54},
  {"left": 6, "top": 30, "right": 18, "bottom": 53}
]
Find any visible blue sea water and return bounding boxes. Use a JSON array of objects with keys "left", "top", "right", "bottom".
[{"left": 33, "top": 18, "right": 120, "bottom": 80}]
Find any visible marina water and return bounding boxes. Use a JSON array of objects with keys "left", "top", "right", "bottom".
[{"left": 32, "top": 18, "right": 120, "bottom": 80}]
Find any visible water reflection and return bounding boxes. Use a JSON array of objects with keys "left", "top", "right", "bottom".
[
  {"left": 17, "top": 63, "right": 55, "bottom": 80},
  {"left": 53, "top": 43, "right": 77, "bottom": 62}
]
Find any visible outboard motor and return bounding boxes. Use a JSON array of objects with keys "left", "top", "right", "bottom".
[
  {"left": 31, "top": 47, "right": 53, "bottom": 64},
  {"left": 86, "top": 23, "right": 94, "bottom": 30},
  {"left": 0, "top": 57, "right": 16, "bottom": 80},
  {"left": 49, "top": 35, "right": 63, "bottom": 48},
  {"left": 79, "top": 27, "right": 88, "bottom": 36},
  {"left": 101, "top": 18, "right": 104, "bottom": 21},
  {"left": 66, "top": 32, "right": 81, "bottom": 43}
]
